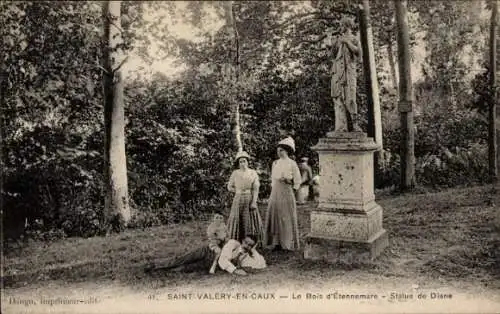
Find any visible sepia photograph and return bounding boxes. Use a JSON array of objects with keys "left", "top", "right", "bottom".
[{"left": 1, "top": 0, "right": 500, "bottom": 313}]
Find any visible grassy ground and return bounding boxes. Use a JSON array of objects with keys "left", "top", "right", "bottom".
[{"left": 2, "top": 185, "right": 500, "bottom": 313}]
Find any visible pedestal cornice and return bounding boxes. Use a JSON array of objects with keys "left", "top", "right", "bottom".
[{"left": 312, "top": 132, "right": 380, "bottom": 152}]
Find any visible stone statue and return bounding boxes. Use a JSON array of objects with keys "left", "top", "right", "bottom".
[{"left": 330, "top": 18, "right": 361, "bottom": 133}]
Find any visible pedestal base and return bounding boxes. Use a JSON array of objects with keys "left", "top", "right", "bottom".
[
  {"left": 304, "top": 229, "right": 388, "bottom": 263},
  {"left": 311, "top": 204, "right": 383, "bottom": 241},
  {"left": 306, "top": 132, "right": 389, "bottom": 264}
]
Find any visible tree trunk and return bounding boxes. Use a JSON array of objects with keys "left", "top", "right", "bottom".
[
  {"left": 0, "top": 70, "right": 5, "bottom": 231},
  {"left": 489, "top": 0, "right": 498, "bottom": 183},
  {"left": 490, "top": 0, "right": 500, "bottom": 230},
  {"left": 394, "top": 0, "right": 416, "bottom": 191},
  {"left": 226, "top": 1, "right": 243, "bottom": 153},
  {"left": 387, "top": 40, "right": 399, "bottom": 93},
  {"left": 359, "top": 0, "right": 384, "bottom": 177},
  {"left": 102, "top": 1, "right": 131, "bottom": 228}
]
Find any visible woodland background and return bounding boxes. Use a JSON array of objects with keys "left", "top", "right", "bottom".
[{"left": 1, "top": 0, "right": 494, "bottom": 241}]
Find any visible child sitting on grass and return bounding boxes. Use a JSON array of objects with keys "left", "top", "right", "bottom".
[{"left": 206, "top": 211, "right": 228, "bottom": 273}]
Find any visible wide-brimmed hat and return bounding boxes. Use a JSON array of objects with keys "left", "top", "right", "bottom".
[
  {"left": 278, "top": 137, "right": 295, "bottom": 153},
  {"left": 234, "top": 151, "right": 251, "bottom": 165}
]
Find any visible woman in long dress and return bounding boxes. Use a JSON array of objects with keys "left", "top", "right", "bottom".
[
  {"left": 227, "top": 151, "right": 264, "bottom": 246},
  {"left": 264, "top": 137, "right": 302, "bottom": 251}
]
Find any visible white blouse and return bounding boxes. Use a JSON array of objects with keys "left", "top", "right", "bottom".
[
  {"left": 227, "top": 169, "right": 260, "bottom": 194},
  {"left": 271, "top": 157, "right": 302, "bottom": 190}
]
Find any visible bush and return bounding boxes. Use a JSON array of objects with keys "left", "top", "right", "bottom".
[
  {"left": 25, "top": 227, "right": 67, "bottom": 242},
  {"left": 60, "top": 206, "right": 104, "bottom": 238},
  {"left": 381, "top": 95, "right": 487, "bottom": 189},
  {"left": 128, "top": 211, "right": 162, "bottom": 229},
  {"left": 416, "top": 143, "right": 489, "bottom": 188},
  {"left": 375, "top": 150, "right": 400, "bottom": 189},
  {"left": 2, "top": 124, "right": 106, "bottom": 242}
]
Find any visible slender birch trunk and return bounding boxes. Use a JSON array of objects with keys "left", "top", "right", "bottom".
[
  {"left": 102, "top": 0, "right": 131, "bottom": 228},
  {"left": 226, "top": 1, "right": 243, "bottom": 153}
]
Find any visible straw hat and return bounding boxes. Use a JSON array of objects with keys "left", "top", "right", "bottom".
[
  {"left": 278, "top": 137, "right": 296, "bottom": 153},
  {"left": 234, "top": 151, "right": 251, "bottom": 165}
]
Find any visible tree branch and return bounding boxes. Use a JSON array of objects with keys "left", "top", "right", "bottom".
[
  {"left": 96, "top": 64, "right": 110, "bottom": 75},
  {"left": 269, "top": 9, "right": 356, "bottom": 34},
  {"left": 299, "top": 34, "right": 328, "bottom": 45},
  {"left": 269, "top": 12, "right": 321, "bottom": 32},
  {"left": 107, "top": 13, "right": 125, "bottom": 34},
  {"left": 112, "top": 56, "right": 129, "bottom": 74},
  {"left": 230, "top": 2, "right": 240, "bottom": 80},
  {"left": 240, "top": 45, "right": 266, "bottom": 60}
]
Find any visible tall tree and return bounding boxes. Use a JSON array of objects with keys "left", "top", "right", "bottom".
[
  {"left": 371, "top": 0, "right": 399, "bottom": 93},
  {"left": 359, "top": 0, "right": 383, "bottom": 170},
  {"left": 490, "top": 0, "right": 498, "bottom": 182},
  {"left": 0, "top": 68, "right": 5, "bottom": 232},
  {"left": 387, "top": 42, "right": 398, "bottom": 92},
  {"left": 394, "top": 0, "right": 415, "bottom": 191},
  {"left": 102, "top": 1, "right": 131, "bottom": 227},
  {"left": 225, "top": 1, "right": 243, "bottom": 153}
]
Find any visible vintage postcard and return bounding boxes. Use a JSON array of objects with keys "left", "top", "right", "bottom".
[{"left": 2, "top": 1, "right": 499, "bottom": 313}]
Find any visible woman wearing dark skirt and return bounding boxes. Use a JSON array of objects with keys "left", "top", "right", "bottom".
[
  {"left": 264, "top": 137, "right": 302, "bottom": 251},
  {"left": 227, "top": 151, "right": 264, "bottom": 246}
]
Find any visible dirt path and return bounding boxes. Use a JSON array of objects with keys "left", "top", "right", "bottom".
[{"left": 3, "top": 270, "right": 500, "bottom": 314}]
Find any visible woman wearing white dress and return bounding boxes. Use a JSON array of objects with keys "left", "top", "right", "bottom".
[{"left": 264, "top": 137, "right": 302, "bottom": 251}]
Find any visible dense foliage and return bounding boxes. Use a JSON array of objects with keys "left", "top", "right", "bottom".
[{"left": 1, "top": 1, "right": 494, "bottom": 242}]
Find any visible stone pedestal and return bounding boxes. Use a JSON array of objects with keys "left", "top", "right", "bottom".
[{"left": 304, "top": 131, "right": 388, "bottom": 263}]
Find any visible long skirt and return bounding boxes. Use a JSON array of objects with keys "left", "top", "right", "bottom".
[
  {"left": 227, "top": 192, "right": 264, "bottom": 246},
  {"left": 264, "top": 181, "right": 300, "bottom": 251}
]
